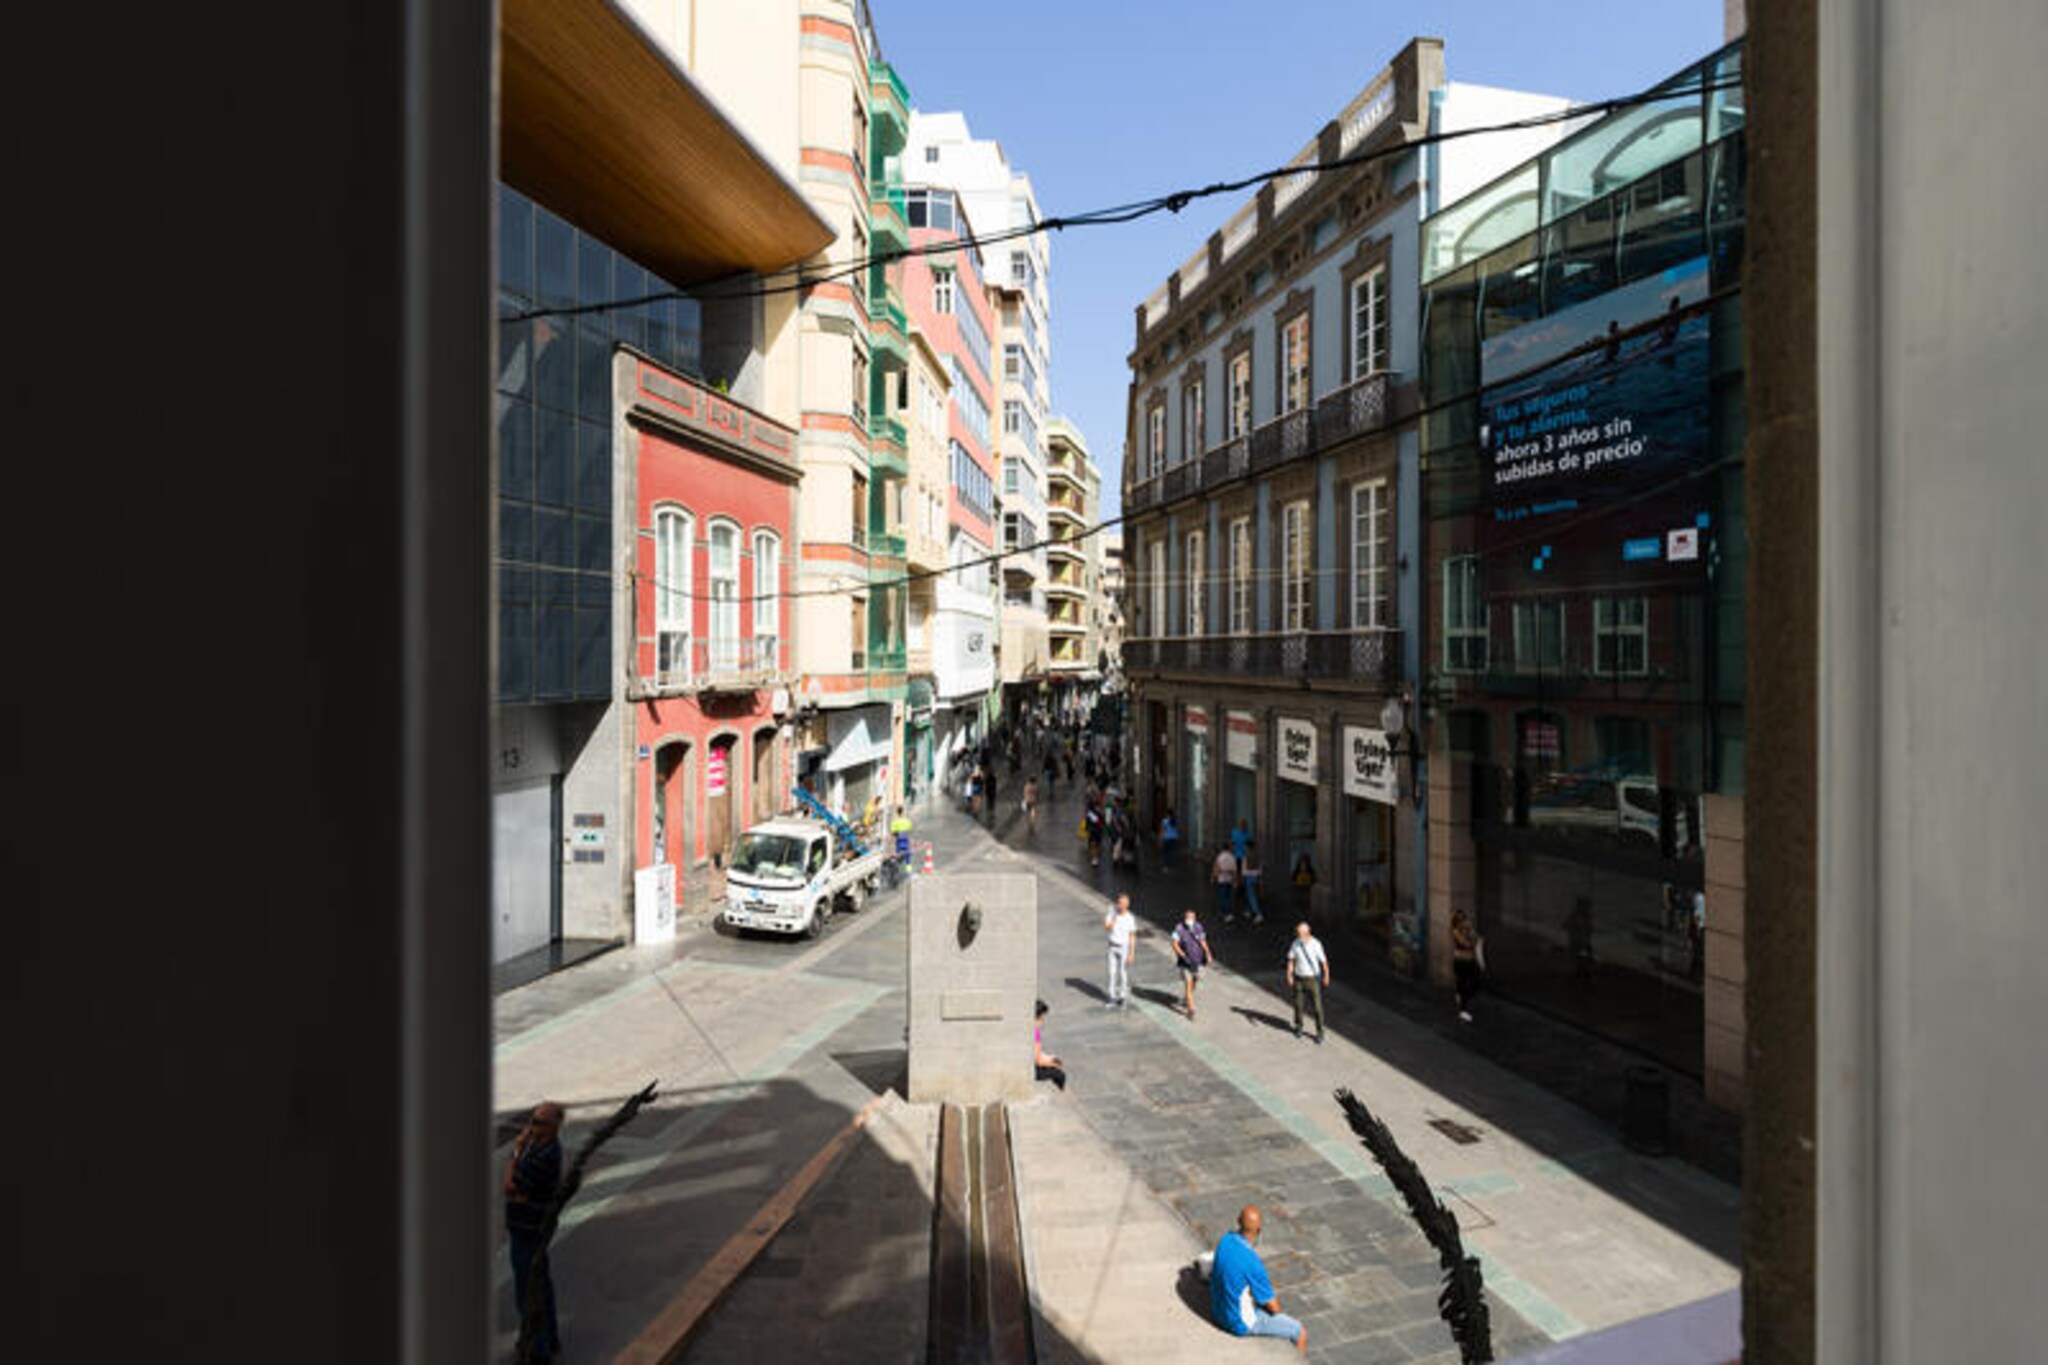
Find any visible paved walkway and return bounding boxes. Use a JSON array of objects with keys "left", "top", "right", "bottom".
[
  {"left": 979, "top": 760, "right": 1737, "bottom": 1359},
  {"left": 486, "top": 764, "right": 1737, "bottom": 1363}
]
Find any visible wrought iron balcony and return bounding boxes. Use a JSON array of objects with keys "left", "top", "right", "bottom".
[
  {"left": 1249, "top": 408, "right": 1312, "bottom": 472},
  {"left": 645, "top": 634, "right": 787, "bottom": 693},
  {"left": 1124, "top": 627, "right": 1402, "bottom": 690},
  {"left": 1129, "top": 372, "right": 1397, "bottom": 519},
  {"left": 1199, "top": 436, "right": 1250, "bottom": 491}
]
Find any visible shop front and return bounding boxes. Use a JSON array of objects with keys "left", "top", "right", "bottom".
[
  {"left": 1145, "top": 700, "right": 1171, "bottom": 828},
  {"left": 1182, "top": 705, "right": 1211, "bottom": 854},
  {"left": 1224, "top": 709, "right": 1259, "bottom": 845},
  {"left": 1276, "top": 715, "right": 1321, "bottom": 902},
  {"left": 822, "top": 703, "right": 893, "bottom": 820},
  {"left": 1339, "top": 724, "right": 1400, "bottom": 957}
]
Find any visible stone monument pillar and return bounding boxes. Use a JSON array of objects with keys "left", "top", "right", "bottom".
[{"left": 907, "top": 874, "right": 1038, "bottom": 1105}]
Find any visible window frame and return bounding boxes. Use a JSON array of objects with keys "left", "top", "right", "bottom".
[
  {"left": 932, "top": 265, "right": 955, "bottom": 314},
  {"left": 1442, "top": 554, "right": 1489, "bottom": 673},
  {"left": 1281, "top": 499, "right": 1312, "bottom": 633},
  {"left": 1146, "top": 399, "right": 1167, "bottom": 480},
  {"left": 1276, "top": 294, "right": 1313, "bottom": 415},
  {"left": 1182, "top": 369, "right": 1206, "bottom": 461},
  {"left": 751, "top": 529, "right": 780, "bottom": 658},
  {"left": 1225, "top": 352, "right": 1252, "bottom": 438},
  {"left": 1185, "top": 528, "right": 1206, "bottom": 636},
  {"left": 1350, "top": 265, "right": 1389, "bottom": 380},
  {"left": 653, "top": 505, "right": 693, "bottom": 678},
  {"left": 1349, "top": 479, "right": 1389, "bottom": 629},
  {"left": 1147, "top": 537, "right": 1167, "bottom": 639},
  {"left": 706, "top": 517, "right": 741, "bottom": 671},
  {"left": 1227, "top": 516, "right": 1252, "bottom": 634},
  {"left": 1592, "top": 595, "right": 1650, "bottom": 676},
  {"left": 1510, "top": 598, "right": 1567, "bottom": 672}
]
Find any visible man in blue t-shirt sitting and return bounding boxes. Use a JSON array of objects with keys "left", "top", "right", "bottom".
[{"left": 1209, "top": 1204, "right": 1308, "bottom": 1353}]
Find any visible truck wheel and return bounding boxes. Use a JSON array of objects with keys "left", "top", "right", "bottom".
[
  {"left": 845, "top": 880, "right": 868, "bottom": 914},
  {"left": 804, "top": 902, "right": 825, "bottom": 939}
]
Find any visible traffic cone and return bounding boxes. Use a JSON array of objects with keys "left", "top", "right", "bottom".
[{"left": 922, "top": 842, "right": 935, "bottom": 876}]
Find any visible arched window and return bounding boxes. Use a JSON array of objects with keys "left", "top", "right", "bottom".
[
  {"left": 707, "top": 519, "right": 740, "bottom": 674},
  {"left": 751, "top": 529, "right": 781, "bottom": 672},
  {"left": 654, "top": 507, "right": 692, "bottom": 680}
]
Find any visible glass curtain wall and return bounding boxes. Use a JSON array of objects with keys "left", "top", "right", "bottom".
[
  {"left": 495, "top": 184, "right": 704, "bottom": 704},
  {"left": 1418, "top": 43, "right": 1744, "bottom": 1075}
]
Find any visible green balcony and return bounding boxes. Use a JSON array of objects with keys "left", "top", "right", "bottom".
[
  {"left": 868, "top": 530, "right": 907, "bottom": 561},
  {"left": 870, "top": 299, "right": 908, "bottom": 374},
  {"left": 869, "top": 61, "right": 909, "bottom": 157},
  {"left": 869, "top": 416, "right": 908, "bottom": 477},
  {"left": 870, "top": 181, "right": 908, "bottom": 257}
]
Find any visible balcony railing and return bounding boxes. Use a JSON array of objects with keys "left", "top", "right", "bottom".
[
  {"left": 1249, "top": 408, "right": 1312, "bottom": 472},
  {"left": 1200, "top": 436, "right": 1251, "bottom": 490},
  {"left": 1123, "top": 628, "right": 1402, "bottom": 689},
  {"left": 869, "top": 530, "right": 907, "bottom": 560},
  {"left": 1129, "top": 371, "right": 1397, "bottom": 516},
  {"left": 647, "top": 634, "right": 786, "bottom": 691}
]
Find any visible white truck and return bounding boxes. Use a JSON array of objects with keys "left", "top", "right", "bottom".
[{"left": 720, "top": 816, "right": 887, "bottom": 938}]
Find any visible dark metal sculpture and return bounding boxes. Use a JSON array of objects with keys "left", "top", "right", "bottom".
[{"left": 1334, "top": 1087, "right": 1493, "bottom": 1363}]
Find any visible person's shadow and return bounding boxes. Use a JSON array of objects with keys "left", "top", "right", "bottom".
[
  {"left": 1175, "top": 1262, "right": 1230, "bottom": 1336},
  {"left": 1229, "top": 1004, "right": 1297, "bottom": 1034},
  {"left": 1063, "top": 975, "right": 1109, "bottom": 1004},
  {"left": 1131, "top": 985, "right": 1181, "bottom": 1011}
]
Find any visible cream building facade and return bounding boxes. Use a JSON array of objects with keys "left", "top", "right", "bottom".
[{"left": 671, "top": 1, "right": 916, "bottom": 816}]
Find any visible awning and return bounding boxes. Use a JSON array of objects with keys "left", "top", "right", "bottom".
[
  {"left": 500, "top": 0, "right": 835, "bottom": 285},
  {"left": 824, "top": 706, "right": 892, "bottom": 773}
]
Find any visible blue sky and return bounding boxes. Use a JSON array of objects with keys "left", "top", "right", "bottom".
[{"left": 871, "top": 1, "right": 1729, "bottom": 520}]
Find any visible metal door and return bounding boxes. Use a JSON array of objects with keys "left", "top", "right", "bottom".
[{"left": 492, "top": 779, "right": 556, "bottom": 963}]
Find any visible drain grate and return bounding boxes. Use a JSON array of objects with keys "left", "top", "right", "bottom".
[{"left": 1427, "top": 1116, "right": 1484, "bottom": 1146}]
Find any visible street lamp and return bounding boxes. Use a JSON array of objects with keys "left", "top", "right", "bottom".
[{"left": 1380, "top": 694, "right": 1424, "bottom": 801}]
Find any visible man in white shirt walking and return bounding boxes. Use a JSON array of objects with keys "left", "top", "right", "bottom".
[
  {"left": 1286, "top": 922, "right": 1330, "bottom": 1044},
  {"left": 1104, "top": 893, "right": 1136, "bottom": 1009}
]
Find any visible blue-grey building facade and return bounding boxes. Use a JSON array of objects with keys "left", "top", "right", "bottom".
[{"left": 1121, "top": 39, "right": 1449, "bottom": 962}]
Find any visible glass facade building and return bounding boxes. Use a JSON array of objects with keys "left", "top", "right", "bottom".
[
  {"left": 1419, "top": 44, "right": 1745, "bottom": 1075},
  {"left": 494, "top": 184, "right": 705, "bottom": 704}
]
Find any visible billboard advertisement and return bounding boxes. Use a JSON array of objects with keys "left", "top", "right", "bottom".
[{"left": 1478, "top": 256, "right": 1714, "bottom": 589}]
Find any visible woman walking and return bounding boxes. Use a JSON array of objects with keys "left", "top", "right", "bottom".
[{"left": 1451, "top": 908, "right": 1486, "bottom": 1022}]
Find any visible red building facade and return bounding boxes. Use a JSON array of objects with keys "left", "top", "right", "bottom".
[{"left": 622, "top": 354, "right": 800, "bottom": 912}]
